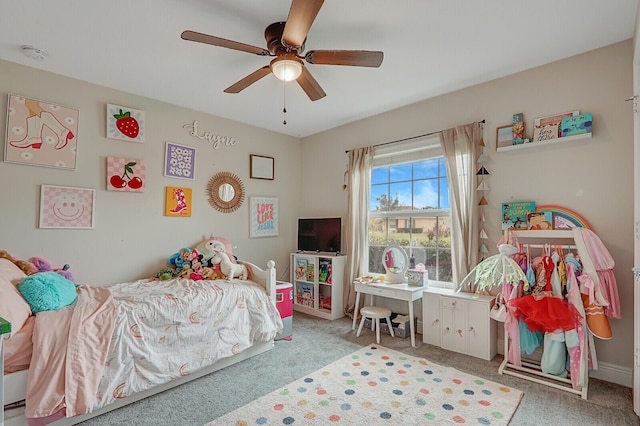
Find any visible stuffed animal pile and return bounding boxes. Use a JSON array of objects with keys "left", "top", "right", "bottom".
[
  {"left": 151, "top": 237, "right": 242, "bottom": 281},
  {"left": 0, "top": 250, "right": 72, "bottom": 280}
]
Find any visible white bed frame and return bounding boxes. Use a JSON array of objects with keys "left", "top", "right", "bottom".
[{"left": 3, "top": 259, "right": 277, "bottom": 426}]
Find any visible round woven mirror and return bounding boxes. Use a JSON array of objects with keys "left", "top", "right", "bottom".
[{"left": 207, "top": 172, "right": 245, "bottom": 213}]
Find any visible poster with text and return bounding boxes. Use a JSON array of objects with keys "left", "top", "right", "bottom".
[{"left": 249, "top": 196, "right": 278, "bottom": 238}]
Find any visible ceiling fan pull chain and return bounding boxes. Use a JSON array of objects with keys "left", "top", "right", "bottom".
[{"left": 283, "top": 80, "right": 288, "bottom": 125}]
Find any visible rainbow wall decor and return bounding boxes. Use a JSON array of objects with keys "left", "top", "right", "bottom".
[{"left": 535, "top": 205, "right": 593, "bottom": 230}]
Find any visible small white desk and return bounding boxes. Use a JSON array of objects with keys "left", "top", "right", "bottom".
[{"left": 352, "top": 281, "right": 424, "bottom": 347}]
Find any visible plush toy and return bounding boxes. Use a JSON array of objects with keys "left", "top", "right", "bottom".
[
  {"left": 153, "top": 268, "right": 176, "bottom": 281},
  {"left": 30, "top": 257, "right": 73, "bottom": 281},
  {"left": 201, "top": 266, "right": 226, "bottom": 280},
  {"left": 0, "top": 250, "right": 36, "bottom": 275},
  {"left": 211, "top": 251, "right": 247, "bottom": 280},
  {"left": 194, "top": 237, "right": 235, "bottom": 266}
]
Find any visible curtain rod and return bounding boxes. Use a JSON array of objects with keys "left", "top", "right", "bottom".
[{"left": 345, "top": 119, "right": 485, "bottom": 153}]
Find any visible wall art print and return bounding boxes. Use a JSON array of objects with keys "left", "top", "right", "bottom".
[
  {"left": 106, "top": 104, "right": 145, "bottom": 143},
  {"left": 164, "top": 142, "right": 196, "bottom": 180},
  {"left": 249, "top": 196, "right": 278, "bottom": 238},
  {"left": 106, "top": 156, "right": 146, "bottom": 192},
  {"left": 39, "top": 185, "right": 95, "bottom": 229},
  {"left": 165, "top": 186, "right": 192, "bottom": 217},
  {"left": 5, "top": 94, "right": 79, "bottom": 170}
]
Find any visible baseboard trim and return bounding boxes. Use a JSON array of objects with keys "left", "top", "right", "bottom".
[{"left": 496, "top": 337, "right": 632, "bottom": 388}]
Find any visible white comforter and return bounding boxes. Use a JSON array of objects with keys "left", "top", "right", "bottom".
[{"left": 94, "top": 277, "right": 282, "bottom": 408}]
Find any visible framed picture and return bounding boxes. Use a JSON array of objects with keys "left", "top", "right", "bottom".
[
  {"left": 249, "top": 196, "right": 278, "bottom": 238},
  {"left": 250, "top": 154, "right": 274, "bottom": 180},
  {"left": 106, "top": 156, "right": 146, "bottom": 192},
  {"left": 5, "top": 94, "right": 79, "bottom": 170},
  {"left": 496, "top": 125, "right": 513, "bottom": 149},
  {"left": 165, "top": 186, "right": 192, "bottom": 217},
  {"left": 39, "top": 185, "right": 95, "bottom": 229},
  {"left": 106, "top": 104, "right": 145, "bottom": 143},
  {"left": 512, "top": 113, "right": 525, "bottom": 144},
  {"left": 164, "top": 142, "right": 196, "bottom": 180}
]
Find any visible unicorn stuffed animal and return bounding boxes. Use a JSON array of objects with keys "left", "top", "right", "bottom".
[{"left": 211, "top": 251, "right": 248, "bottom": 280}]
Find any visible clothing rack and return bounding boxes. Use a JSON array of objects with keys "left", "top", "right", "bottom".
[{"left": 498, "top": 229, "right": 599, "bottom": 400}]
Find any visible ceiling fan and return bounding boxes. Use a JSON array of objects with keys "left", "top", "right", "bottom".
[{"left": 181, "top": 0, "right": 383, "bottom": 101}]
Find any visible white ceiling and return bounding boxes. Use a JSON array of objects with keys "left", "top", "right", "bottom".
[{"left": 0, "top": 1, "right": 637, "bottom": 138}]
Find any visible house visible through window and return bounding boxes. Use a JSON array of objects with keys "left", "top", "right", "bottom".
[{"left": 368, "top": 136, "right": 453, "bottom": 287}]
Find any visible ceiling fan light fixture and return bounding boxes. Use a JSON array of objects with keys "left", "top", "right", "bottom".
[{"left": 270, "top": 56, "right": 303, "bottom": 82}]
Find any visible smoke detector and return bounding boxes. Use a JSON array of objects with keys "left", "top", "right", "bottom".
[{"left": 21, "top": 46, "right": 48, "bottom": 60}]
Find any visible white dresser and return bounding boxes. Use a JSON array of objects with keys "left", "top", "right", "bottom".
[{"left": 422, "top": 287, "right": 496, "bottom": 361}]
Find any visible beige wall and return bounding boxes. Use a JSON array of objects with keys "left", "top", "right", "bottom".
[
  {"left": 0, "top": 40, "right": 634, "bottom": 384},
  {"left": 302, "top": 40, "right": 634, "bottom": 383},
  {"left": 0, "top": 59, "right": 302, "bottom": 286}
]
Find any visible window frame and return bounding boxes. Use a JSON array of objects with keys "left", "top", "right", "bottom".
[{"left": 368, "top": 135, "right": 454, "bottom": 289}]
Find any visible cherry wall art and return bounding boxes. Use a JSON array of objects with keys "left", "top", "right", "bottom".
[
  {"left": 106, "top": 156, "right": 146, "bottom": 192},
  {"left": 5, "top": 94, "right": 79, "bottom": 170}
]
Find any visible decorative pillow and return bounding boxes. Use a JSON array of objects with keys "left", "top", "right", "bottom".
[
  {"left": 193, "top": 236, "right": 237, "bottom": 265},
  {"left": 0, "top": 259, "right": 31, "bottom": 336},
  {"left": 18, "top": 272, "right": 78, "bottom": 313}
]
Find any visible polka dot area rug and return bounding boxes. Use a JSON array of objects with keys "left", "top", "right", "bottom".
[{"left": 206, "top": 344, "right": 523, "bottom": 425}]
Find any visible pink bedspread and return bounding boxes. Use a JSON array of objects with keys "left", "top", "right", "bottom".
[
  {"left": 24, "top": 277, "right": 281, "bottom": 425},
  {"left": 26, "top": 285, "right": 116, "bottom": 424}
]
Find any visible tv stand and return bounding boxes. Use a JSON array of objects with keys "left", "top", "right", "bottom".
[{"left": 291, "top": 252, "right": 346, "bottom": 320}]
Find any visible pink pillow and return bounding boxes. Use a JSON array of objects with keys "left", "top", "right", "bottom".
[{"left": 0, "top": 259, "right": 32, "bottom": 336}]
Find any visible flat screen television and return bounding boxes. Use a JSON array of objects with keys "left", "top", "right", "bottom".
[{"left": 297, "top": 218, "right": 342, "bottom": 253}]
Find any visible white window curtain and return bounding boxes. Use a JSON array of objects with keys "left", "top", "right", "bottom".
[
  {"left": 343, "top": 146, "right": 374, "bottom": 319},
  {"left": 439, "top": 122, "right": 482, "bottom": 284}
]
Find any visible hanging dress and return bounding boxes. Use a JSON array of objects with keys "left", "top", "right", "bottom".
[{"left": 578, "top": 228, "right": 621, "bottom": 319}]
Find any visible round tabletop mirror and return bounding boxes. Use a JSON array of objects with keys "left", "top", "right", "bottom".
[
  {"left": 382, "top": 241, "right": 409, "bottom": 283},
  {"left": 207, "top": 172, "right": 245, "bottom": 213}
]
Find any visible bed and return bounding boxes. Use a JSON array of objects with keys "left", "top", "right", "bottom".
[{"left": 1, "top": 239, "right": 282, "bottom": 426}]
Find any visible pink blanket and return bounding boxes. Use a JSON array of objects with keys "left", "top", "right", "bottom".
[{"left": 26, "top": 285, "right": 116, "bottom": 424}]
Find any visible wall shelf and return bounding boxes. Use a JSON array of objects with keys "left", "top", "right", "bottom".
[{"left": 497, "top": 132, "right": 592, "bottom": 153}]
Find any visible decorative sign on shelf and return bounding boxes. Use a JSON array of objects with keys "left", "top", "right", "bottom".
[
  {"left": 183, "top": 120, "right": 236, "bottom": 149},
  {"left": 533, "top": 125, "right": 559, "bottom": 142}
]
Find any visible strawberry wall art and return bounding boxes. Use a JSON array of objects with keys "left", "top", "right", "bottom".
[
  {"left": 106, "top": 104, "right": 145, "bottom": 143},
  {"left": 5, "top": 94, "right": 79, "bottom": 170},
  {"left": 106, "top": 156, "right": 146, "bottom": 192}
]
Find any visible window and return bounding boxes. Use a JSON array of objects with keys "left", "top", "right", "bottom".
[{"left": 368, "top": 137, "right": 453, "bottom": 287}]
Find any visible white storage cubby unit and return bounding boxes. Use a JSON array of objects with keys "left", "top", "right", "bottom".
[
  {"left": 291, "top": 253, "right": 345, "bottom": 320},
  {"left": 422, "top": 287, "right": 497, "bottom": 361}
]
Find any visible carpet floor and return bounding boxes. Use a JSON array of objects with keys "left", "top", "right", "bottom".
[
  {"left": 66, "top": 312, "right": 636, "bottom": 425},
  {"left": 207, "top": 344, "right": 523, "bottom": 425}
]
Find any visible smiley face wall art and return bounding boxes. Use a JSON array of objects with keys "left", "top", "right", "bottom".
[{"left": 39, "top": 185, "right": 95, "bottom": 229}]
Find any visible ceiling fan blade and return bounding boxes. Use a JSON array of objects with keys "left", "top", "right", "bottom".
[
  {"left": 181, "top": 30, "right": 270, "bottom": 56},
  {"left": 296, "top": 66, "right": 326, "bottom": 101},
  {"left": 224, "top": 66, "right": 272, "bottom": 94},
  {"left": 305, "top": 50, "right": 384, "bottom": 67},
  {"left": 282, "top": 0, "right": 324, "bottom": 49}
]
